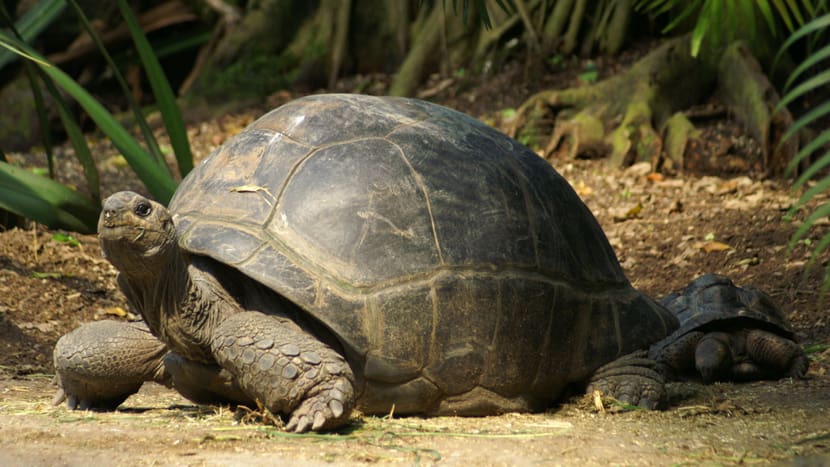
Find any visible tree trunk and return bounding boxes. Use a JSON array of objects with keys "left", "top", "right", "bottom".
[{"left": 717, "top": 41, "right": 796, "bottom": 176}]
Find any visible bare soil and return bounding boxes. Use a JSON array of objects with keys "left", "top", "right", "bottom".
[{"left": 2, "top": 50, "right": 830, "bottom": 465}]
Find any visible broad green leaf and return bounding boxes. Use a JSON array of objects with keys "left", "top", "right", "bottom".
[
  {"left": 774, "top": 13, "right": 830, "bottom": 68},
  {"left": 117, "top": 0, "right": 193, "bottom": 177},
  {"left": 780, "top": 101, "right": 830, "bottom": 145},
  {"left": 0, "top": 37, "right": 49, "bottom": 66},
  {"left": 784, "top": 43, "right": 830, "bottom": 91},
  {"left": 0, "top": 161, "right": 98, "bottom": 233},
  {"left": 1, "top": 5, "right": 99, "bottom": 204},
  {"left": 787, "top": 131, "right": 830, "bottom": 178},
  {"left": 34, "top": 68, "right": 101, "bottom": 203},
  {"left": 0, "top": 0, "right": 66, "bottom": 70},
  {"left": 21, "top": 60, "right": 54, "bottom": 178}
]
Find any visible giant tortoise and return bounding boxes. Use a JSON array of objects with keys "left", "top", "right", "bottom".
[{"left": 54, "top": 94, "right": 679, "bottom": 432}]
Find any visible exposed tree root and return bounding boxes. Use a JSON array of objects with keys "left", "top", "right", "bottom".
[
  {"left": 509, "top": 36, "right": 713, "bottom": 166},
  {"left": 509, "top": 36, "right": 796, "bottom": 175},
  {"left": 717, "top": 42, "right": 797, "bottom": 176}
]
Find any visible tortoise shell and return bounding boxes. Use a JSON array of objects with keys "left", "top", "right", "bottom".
[
  {"left": 169, "top": 94, "right": 676, "bottom": 413},
  {"left": 649, "top": 274, "right": 794, "bottom": 357}
]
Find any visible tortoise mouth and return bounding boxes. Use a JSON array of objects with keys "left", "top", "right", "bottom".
[{"left": 98, "top": 223, "right": 167, "bottom": 245}]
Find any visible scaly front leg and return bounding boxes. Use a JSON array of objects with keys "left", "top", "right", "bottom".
[{"left": 210, "top": 312, "right": 355, "bottom": 432}]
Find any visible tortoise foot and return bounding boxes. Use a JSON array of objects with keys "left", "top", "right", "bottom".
[
  {"left": 587, "top": 351, "right": 667, "bottom": 409},
  {"left": 285, "top": 376, "right": 353, "bottom": 432}
]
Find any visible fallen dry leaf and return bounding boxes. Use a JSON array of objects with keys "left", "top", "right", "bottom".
[
  {"left": 613, "top": 202, "right": 643, "bottom": 222},
  {"left": 700, "top": 241, "right": 731, "bottom": 252},
  {"left": 574, "top": 180, "right": 593, "bottom": 197},
  {"left": 105, "top": 306, "right": 129, "bottom": 317}
]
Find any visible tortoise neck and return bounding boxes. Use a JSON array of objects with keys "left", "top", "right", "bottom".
[{"left": 123, "top": 245, "right": 206, "bottom": 357}]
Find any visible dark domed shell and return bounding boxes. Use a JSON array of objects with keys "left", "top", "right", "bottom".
[
  {"left": 649, "top": 274, "right": 794, "bottom": 356},
  {"left": 169, "top": 94, "right": 676, "bottom": 409}
]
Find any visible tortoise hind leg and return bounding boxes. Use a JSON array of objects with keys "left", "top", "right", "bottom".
[
  {"left": 53, "top": 320, "right": 170, "bottom": 410},
  {"left": 586, "top": 351, "right": 667, "bottom": 409},
  {"left": 739, "top": 329, "right": 809, "bottom": 380}
]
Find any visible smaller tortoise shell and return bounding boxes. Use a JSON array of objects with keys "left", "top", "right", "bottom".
[{"left": 649, "top": 274, "right": 794, "bottom": 356}]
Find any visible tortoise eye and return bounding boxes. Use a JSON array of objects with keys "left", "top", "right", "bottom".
[{"left": 134, "top": 201, "right": 152, "bottom": 217}]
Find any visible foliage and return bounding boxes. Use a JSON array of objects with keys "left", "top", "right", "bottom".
[
  {"left": 635, "top": 0, "right": 814, "bottom": 57},
  {"left": 776, "top": 11, "right": 830, "bottom": 295},
  {"left": 0, "top": 0, "right": 193, "bottom": 233},
  {"left": 197, "top": 54, "right": 294, "bottom": 101}
]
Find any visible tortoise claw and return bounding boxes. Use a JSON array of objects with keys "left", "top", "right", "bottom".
[
  {"left": 52, "top": 388, "right": 67, "bottom": 406},
  {"left": 285, "top": 376, "right": 354, "bottom": 432},
  {"left": 588, "top": 351, "right": 668, "bottom": 410}
]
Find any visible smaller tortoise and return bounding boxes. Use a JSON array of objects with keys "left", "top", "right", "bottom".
[{"left": 648, "top": 274, "right": 809, "bottom": 383}]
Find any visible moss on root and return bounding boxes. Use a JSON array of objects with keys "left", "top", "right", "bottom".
[{"left": 509, "top": 36, "right": 796, "bottom": 175}]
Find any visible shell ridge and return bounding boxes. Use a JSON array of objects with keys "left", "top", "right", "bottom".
[
  {"left": 500, "top": 147, "right": 542, "bottom": 269},
  {"left": 385, "top": 137, "right": 445, "bottom": 265}
]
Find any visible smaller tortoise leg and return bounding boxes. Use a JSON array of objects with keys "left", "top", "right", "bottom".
[
  {"left": 53, "top": 320, "right": 170, "bottom": 410},
  {"left": 652, "top": 330, "right": 705, "bottom": 381},
  {"left": 210, "top": 312, "right": 355, "bottom": 432},
  {"left": 587, "top": 351, "right": 667, "bottom": 409},
  {"left": 694, "top": 332, "right": 736, "bottom": 383},
  {"left": 739, "top": 329, "right": 809, "bottom": 380}
]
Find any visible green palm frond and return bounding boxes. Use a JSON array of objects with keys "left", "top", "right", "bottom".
[{"left": 778, "top": 12, "right": 830, "bottom": 294}]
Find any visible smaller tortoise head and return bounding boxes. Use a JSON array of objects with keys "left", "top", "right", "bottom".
[{"left": 98, "top": 191, "right": 177, "bottom": 278}]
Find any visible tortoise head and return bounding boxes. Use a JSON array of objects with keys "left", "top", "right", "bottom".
[{"left": 98, "top": 191, "right": 177, "bottom": 277}]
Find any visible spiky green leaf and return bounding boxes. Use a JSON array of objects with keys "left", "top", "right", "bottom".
[
  {"left": 0, "top": 161, "right": 98, "bottom": 233},
  {"left": 784, "top": 43, "right": 830, "bottom": 91},
  {"left": 0, "top": 30, "right": 177, "bottom": 203},
  {"left": 117, "top": 0, "right": 193, "bottom": 177},
  {"left": 67, "top": 0, "right": 167, "bottom": 170},
  {"left": 0, "top": 0, "right": 66, "bottom": 70},
  {"left": 787, "top": 131, "right": 830, "bottom": 179}
]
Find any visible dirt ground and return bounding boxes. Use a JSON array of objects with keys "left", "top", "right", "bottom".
[{"left": 2, "top": 48, "right": 830, "bottom": 465}]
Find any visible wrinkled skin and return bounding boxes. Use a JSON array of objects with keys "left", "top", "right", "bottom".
[{"left": 55, "top": 192, "right": 355, "bottom": 432}]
